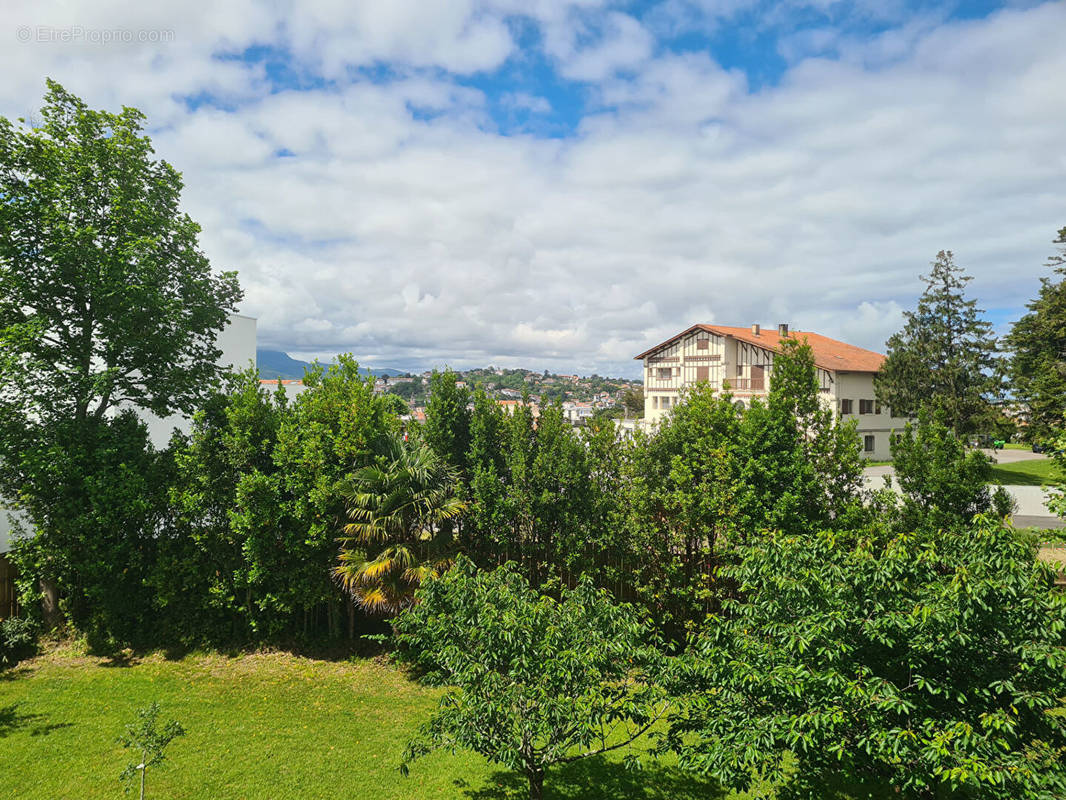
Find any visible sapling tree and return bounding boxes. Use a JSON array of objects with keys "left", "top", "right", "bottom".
[
  {"left": 118, "top": 702, "right": 186, "bottom": 800},
  {"left": 395, "top": 557, "right": 668, "bottom": 800}
]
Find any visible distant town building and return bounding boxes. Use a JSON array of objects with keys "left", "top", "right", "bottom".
[
  {"left": 634, "top": 323, "right": 909, "bottom": 460},
  {"left": 498, "top": 399, "right": 540, "bottom": 420},
  {"left": 260, "top": 378, "right": 310, "bottom": 398},
  {"left": 562, "top": 400, "right": 595, "bottom": 424}
]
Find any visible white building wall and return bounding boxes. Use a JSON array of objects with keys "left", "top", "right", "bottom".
[
  {"left": 829, "top": 372, "right": 910, "bottom": 461},
  {"left": 639, "top": 332, "right": 910, "bottom": 460},
  {"left": 138, "top": 314, "right": 257, "bottom": 448},
  {"left": 0, "top": 509, "right": 28, "bottom": 555}
]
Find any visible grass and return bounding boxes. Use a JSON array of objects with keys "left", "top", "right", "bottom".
[
  {"left": 989, "top": 458, "right": 1062, "bottom": 486},
  {"left": 0, "top": 643, "right": 729, "bottom": 800}
]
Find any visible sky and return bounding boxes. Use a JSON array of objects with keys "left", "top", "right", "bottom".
[{"left": 3, "top": 1, "right": 1064, "bottom": 378}]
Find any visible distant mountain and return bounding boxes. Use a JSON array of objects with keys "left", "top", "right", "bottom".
[{"left": 256, "top": 349, "right": 406, "bottom": 380}]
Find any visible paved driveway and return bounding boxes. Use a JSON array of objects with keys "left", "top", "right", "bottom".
[{"left": 862, "top": 448, "right": 1064, "bottom": 529}]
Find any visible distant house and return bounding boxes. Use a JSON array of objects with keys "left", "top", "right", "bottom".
[
  {"left": 498, "top": 400, "right": 540, "bottom": 419},
  {"left": 634, "top": 322, "right": 909, "bottom": 460},
  {"left": 260, "top": 378, "right": 310, "bottom": 397},
  {"left": 562, "top": 400, "right": 595, "bottom": 424}
]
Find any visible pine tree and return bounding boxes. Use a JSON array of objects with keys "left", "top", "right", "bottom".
[
  {"left": 875, "top": 251, "right": 1001, "bottom": 435},
  {"left": 1006, "top": 227, "right": 1066, "bottom": 442}
]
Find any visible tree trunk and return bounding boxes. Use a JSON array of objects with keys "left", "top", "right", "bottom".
[
  {"left": 527, "top": 768, "right": 544, "bottom": 800},
  {"left": 40, "top": 578, "right": 61, "bottom": 629}
]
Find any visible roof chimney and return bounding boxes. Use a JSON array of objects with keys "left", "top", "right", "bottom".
[
  {"left": 778, "top": 323, "right": 789, "bottom": 336},
  {"left": 751, "top": 323, "right": 760, "bottom": 336}
]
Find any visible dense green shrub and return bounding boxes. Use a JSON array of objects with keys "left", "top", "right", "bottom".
[
  {"left": 890, "top": 407, "right": 1015, "bottom": 532},
  {"left": 666, "top": 516, "right": 1066, "bottom": 800},
  {"left": 0, "top": 615, "right": 38, "bottom": 667}
]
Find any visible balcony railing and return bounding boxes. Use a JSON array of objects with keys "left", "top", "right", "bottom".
[{"left": 725, "top": 378, "right": 765, "bottom": 391}]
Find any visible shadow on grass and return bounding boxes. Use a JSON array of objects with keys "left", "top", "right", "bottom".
[
  {"left": 0, "top": 703, "right": 73, "bottom": 738},
  {"left": 456, "top": 756, "right": 726, "bottom": 800},
  {"left": 0, "top": 665, "right": 33, "bottom": 682},
  {"left": 87, "top": 615, "right": 394, "bottom": 666}
]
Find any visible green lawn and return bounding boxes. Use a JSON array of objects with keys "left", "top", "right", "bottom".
[
  {"left": 990, "top": 458, "right": 1062, "bottom": 486},
  {"left": 0, "top": 644, "right": 727, "bottom": 800}
]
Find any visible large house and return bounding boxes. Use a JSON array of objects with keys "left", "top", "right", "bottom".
[{"left": 634, "top": 323, "right": 908, "bottom": 460}]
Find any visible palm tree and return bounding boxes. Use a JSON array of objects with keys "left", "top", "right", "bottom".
[{"left": 335, "top": 432, "right": 467, "bottom": 614}]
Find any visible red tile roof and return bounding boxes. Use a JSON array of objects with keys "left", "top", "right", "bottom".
[{"left": 634, "top": 324, "right": 885, "bottom": 373}]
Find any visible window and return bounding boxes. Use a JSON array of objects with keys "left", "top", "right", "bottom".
[
  {"left": 840, "top": 399, "right": 853, "bottom": 415},
  {"left": 864, "top": 435, "right": 875, "bottom": 453},
  {"left": 697, "top": 338, "right": 709, "bottom": 351},
  {"left": 696, "top": 366, "right": 710, "bottom": 381},
  {"left": 662, "top": 396, "right": 671, "bottom": 409},
  {"left": 657, "top": 367, "right": 672, "bottom": 379},
  {"left": 859, "top": 399, "right": 874, "bottom": 415}
]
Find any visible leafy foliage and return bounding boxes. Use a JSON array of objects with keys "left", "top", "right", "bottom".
[
  {"left": 160, "top": 369, "right": 291, "bottom": 642},
  {"left": 395, "top": 557, "right": 667, "bottom": 800},
  {"left": 336, "top": 433, "right": 467, "bottom": 614},
  {"left": 889, "top": 407, "right": 1015, "bottom": 533},
  {"left": 0, "top": 82, "right": 239, "bottom": 641},
  {"left": 875, "top": 250, "right": 1001, "bottom": 434},
  {"left": 1007, "top": 226, "right": 1066, "bottom": 442},
  {"left": 9, "top": 412, "right": 171, "bottom": 646},
  {"left": 422, "top": 369, "right": 472, "bottom": 477},
  {"left": 667, "top": 519, "right": 1066, "bottom": 800},
  {"left": 0, "top": 616, "right": 38, "bottom": 667}
]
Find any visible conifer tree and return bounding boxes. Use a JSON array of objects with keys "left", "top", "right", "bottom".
[
  {"left": 1006, "top": 227, "right": 1066, "bottom": 441},
  {"left": 875, "top": 251, "right": 1001, "bottom": 434}
]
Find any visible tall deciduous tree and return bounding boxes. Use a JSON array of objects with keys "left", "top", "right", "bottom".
[
  {"left": 423, "top": 369, "right": 472, "bottom": 478},
  {"left": 0, "top": 80, "right": 241, "bottom": 434},
  {"left": 1007, "top": 226, "right": 1066, "bottom": 442},
  {"left": 0, "top": 82, "right": 240, "bottom": 635},
  {"left": 875, "top": 251, "right": 1000, "bottom": 434}
]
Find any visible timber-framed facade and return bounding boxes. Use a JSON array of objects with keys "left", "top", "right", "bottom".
[{"left": 634, "top": 322, "right": 909, "bottom": 460}]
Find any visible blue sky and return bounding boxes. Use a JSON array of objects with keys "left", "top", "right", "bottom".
[{"left": 3, "top": 0, "right": 1064, "bottom": 376}]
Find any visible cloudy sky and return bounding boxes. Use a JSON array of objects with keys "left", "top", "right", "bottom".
[{"left": 4, "top": 1, "right": 1064, "bottom": 377}]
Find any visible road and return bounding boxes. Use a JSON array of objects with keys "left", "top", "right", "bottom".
[{"left": 863, "top": 448, "right": 1064, "bottom": 529}]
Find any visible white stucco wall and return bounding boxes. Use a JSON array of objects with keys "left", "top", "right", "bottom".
[
  {"left": 830, "top": 372, "right": 910, "bottom": 461},
  {"left": 0, "top": 508, "right": 29, "bottom": 555},
  {"left": 138, "top": 313, "right": 257, "bottom": 448}
]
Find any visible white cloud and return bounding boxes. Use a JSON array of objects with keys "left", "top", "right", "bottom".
[{"left": 2, "top": 1, "right": 1065, "bottom": 377}]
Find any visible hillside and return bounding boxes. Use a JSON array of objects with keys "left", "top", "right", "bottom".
[{"left": 256, "top": 350, "right": 405, "bottom": 380}]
